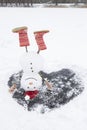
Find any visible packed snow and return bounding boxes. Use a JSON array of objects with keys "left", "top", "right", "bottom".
[{"left": 0, "top": 7, "right": 87, "bottom": 130}]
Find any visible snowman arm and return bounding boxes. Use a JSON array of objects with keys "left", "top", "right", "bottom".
[
  {"left": 39, "top": 72, "right": 53, "bottom": 90},
  {"left": 44, "top": 79, "right": 53, "bottom": 90},
  {"left": 8, "top": 84, "right": 17, "bottom": 93}
]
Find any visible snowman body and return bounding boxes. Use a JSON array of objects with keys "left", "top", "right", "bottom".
[{"left": 20, "top": 51, "right": 44, "bottom": 100}]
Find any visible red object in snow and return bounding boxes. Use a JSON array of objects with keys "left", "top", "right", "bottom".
[
  {"left": 12, "top": 26, "right": 30, "bottom": 47},
  {"left": 24, "top": 90, "right": 39, "bottom": 99},
  {"left": 34, "top": 30, "right": 49, "bottom": 51}
]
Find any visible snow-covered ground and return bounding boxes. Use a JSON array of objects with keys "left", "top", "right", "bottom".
[{"left": 0, "top": 7, "right": 87, "bottom": 130}]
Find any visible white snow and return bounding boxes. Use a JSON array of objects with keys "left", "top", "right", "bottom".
[{"left": 0, "top": 7, "right": 87, "bottom": 130}]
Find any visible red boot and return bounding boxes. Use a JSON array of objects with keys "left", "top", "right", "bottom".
[
  {"left": 34, "top": 30, "right": 49, "bottom": 53},
  {"left": 12, "top": 26, "right": 30, "bottom": 52}
]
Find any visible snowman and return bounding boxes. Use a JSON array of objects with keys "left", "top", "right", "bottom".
[
  {"left": 20, "top": 51, "right": 44, "bottom": 101},
  {"left": 10, "top": 26, "right": 52, "bottom": 102},
  {"left": 8, "top": 26, "right": 84, "bottom": 112}
]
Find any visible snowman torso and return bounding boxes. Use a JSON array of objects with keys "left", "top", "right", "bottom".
[{"left": 20, "top": 51, "right": 44, "bottom": 73}]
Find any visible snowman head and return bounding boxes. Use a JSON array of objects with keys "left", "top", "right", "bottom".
[{"left": 21, "top": 73, "right": 42, "bottom": 91}]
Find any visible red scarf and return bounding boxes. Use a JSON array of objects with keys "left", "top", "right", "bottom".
[{"left": 24, "top": 90, "right": 39, "bottom": 99}]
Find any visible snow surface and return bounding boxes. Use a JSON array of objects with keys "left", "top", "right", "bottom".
[{"left": 0, "top": 7, "right": 87, "bottom": 130}]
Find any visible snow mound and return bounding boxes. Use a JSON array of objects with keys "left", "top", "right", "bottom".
[{"left": 8, "top": 68, "right": 84, "bottom": 113}]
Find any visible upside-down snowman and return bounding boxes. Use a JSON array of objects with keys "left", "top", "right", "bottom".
[
  {"left": 8, "top": 26, "right": 84, "bottom": 112},
  {"left": 20, "top": 51, "right": 44, "bottom": 101},
  {"left": 10, "top": 26, "right": 52, "bottom": 102}
]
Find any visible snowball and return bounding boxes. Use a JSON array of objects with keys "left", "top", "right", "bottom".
[{"left": 25, "top": 95, "right": 30, "bottom": 101}]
